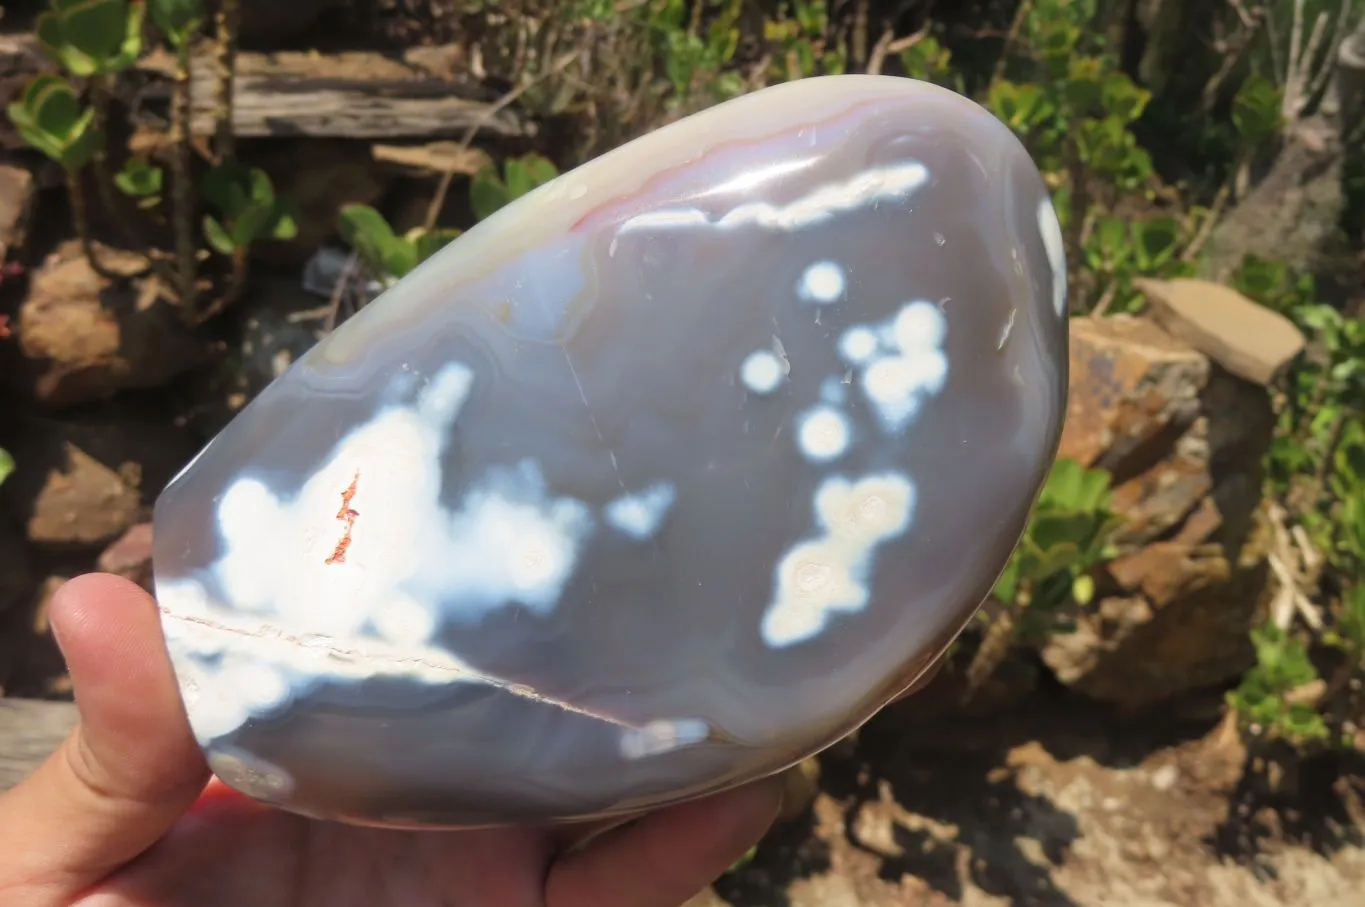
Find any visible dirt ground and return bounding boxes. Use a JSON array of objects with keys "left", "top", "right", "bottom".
[{"left": 697, "top": 690, "right": 1365, "bottom": 907}]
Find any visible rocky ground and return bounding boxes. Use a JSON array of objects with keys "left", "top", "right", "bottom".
[{"left": 698, "top": 681, "right": 1365, "bottom": 907}]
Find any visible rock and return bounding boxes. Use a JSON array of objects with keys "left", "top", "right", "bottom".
[
  {"left": 0, "top": 409, "right": 201, "bottom": 551},
  {"left": 98, "top": 522, "right": 154, "bottom": 591},
  {"left": 1039, "top": 316, "right": 1277, "bottom": 709},
  {"left": 11, "top": 241, "right": 206, "bottom": 408},
  {"left": 1137, "top": 277, "right": 1307, "bottom": 386},
  {"left": 151, "top": 76, "right": 1070, "bottom": 828},
  {"left": 0, "top": 161, "right": 34, "bottom": 267},
  {"left": 15, "top": 443, "right": 139, "bottom": 549}
]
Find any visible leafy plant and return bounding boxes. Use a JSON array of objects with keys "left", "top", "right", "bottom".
[
  {"left": 982, "top": 1, "right": 1181, "bottom": 315},
  {"left": 35, "top": 0, "right": 144, "bottom": 77},
  {"left": 5, "top": 74, "right": 99, "bottom": 172},
  {"left": 651, "top": 0, "right": 745, "bottom": 105},
  {"left": 114, "top": 157, "right": 164, "bottom": 208},
  {"left": 1228, "top": 622, "right": 1331, "bottom": 746},
  {"left": 899, "top": 36, "right": 958, "bottom": 88},
  {"left": 338, "top": 205, "right": 460, "bottom": 285},
  {"left": 193, "top": 162, "right": 296, "bottom": 321},
  {"left": 962, "top": 458, "right": 1123, "bottom": 700},
  {"left": 765, "top": 0, "right": 845, "bottom": 82},
  {"left": 0, "top": 448, "right": 12, "bottom": 489},
  {"left": 470, "top": 154, "right": 561, "bottom": 222},
  {"left": 993, "top": 458, "right": 1123, "bottom": 632},
  {"left": 6, "top": 0, "right": 273, "bottom": 326},
  {"left": 6, "top": 75, "right": 119, "bottom": 276},
  {"left": 147, "top": 0, "right": 203, "bottom": 48},
  {"left": 200, "top": 162, "right": 297, "bottom": 256},
  {"left": 1230, "top": 251, "right": 1365, "bottom": 757}
]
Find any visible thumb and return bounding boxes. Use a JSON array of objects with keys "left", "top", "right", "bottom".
[{"left": 0, "top": 573, "right": 210, "bottom": 903}]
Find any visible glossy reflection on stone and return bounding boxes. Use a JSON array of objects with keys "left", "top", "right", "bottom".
[{"left": 152, "top": 74, "right": 1069, "bottom": 828}]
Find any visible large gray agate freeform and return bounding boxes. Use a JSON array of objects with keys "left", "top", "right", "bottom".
[{"left": 152, "top": 75, "right": 1069, "bottom": 828}]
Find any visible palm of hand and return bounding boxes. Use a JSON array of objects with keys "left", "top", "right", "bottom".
[{"left": 84, "top": 780, "right": 765, "bottom": 907}]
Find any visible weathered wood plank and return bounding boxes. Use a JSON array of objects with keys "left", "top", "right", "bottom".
[
  {"left": 142, "top": 44, "right": 535, "bottom": 140},
  {"left": 0, "top": 699, "right": 77, "bottom": 792},
  {"left": 0, "top": 34, "right": 535, "bottom": 142}
]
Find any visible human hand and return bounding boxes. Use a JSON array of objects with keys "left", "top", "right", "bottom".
[{"left": 0, "top": 573, "right": 783, "bottom": 907}]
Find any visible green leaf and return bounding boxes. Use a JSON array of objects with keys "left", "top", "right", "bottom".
[
  {"left": 267, "top": 206, "right": 298, "bottom": 242},
  {"left": 1232, "top": 75, "right": 1282, "bottom": 147},
  {"left": 520, "top": 154, "right": 559, "bottom": 190},
  {"left": 63, "top": 0, "right": 128, "bottom": 64},
  {"left": 469, "top": 169, "right": 511, "bottom": 222},
  {"left": 0, "top": 448, "right": 13, "bottom": 488},
  {"left": 412, "top": 227, "right": 461, "bottom": 265},
  {"left": 1072, "top": 573, "right": 1095, "bottom": 605},
  {"left": 230, "top": 201, "right": 273, "bottom": 249},
  {"left": 6, "top": 75, "right": 100, "bottom": 170},
  {"left": 114, "top": 157, "right": 163, "bottom": 197},
  {"left": 338, "top": 204, "right": 417, "bottom": 278},
  {"left": 202, "top": 214, "right": 235, "bottom": 255},
  {"left": 36, "top": 0, "right": 143, "bottom": 74},
  {"left": 148, "top": 0, "right": 203, "bottom": 47},
  {"left": 1131, "top": 218, "right": 1180, "bottom": 272}
]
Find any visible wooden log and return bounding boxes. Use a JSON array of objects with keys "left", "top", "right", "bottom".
[
  {"left": 0, "top": 699, "right": 76, "bottom": 792},
  {"left": 0, "top": 34, "right": 535, "bottom": 142},
  {"left": 136, "top": 44, "right": 535, "bottom": 141}
]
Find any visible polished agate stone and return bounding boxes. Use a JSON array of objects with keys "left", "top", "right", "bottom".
[{"left": 152, "top": 74, "right": 1069, "bottom": 828}]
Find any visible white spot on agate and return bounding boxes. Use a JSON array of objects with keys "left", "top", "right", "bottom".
[
  {"left": 838, "top": 326, "right": 879, "bottom": 364},
  {"left": 892, "top": 300, "right": 947, "bottom": 350},
  {"left": 740, "top": 349, "right": 786, "bottom": 394},
  {"left": 797, "top": 405, "right": 851, "bottom": 462},
  {"left": 605, "top": 482, "right": 677, "bottom": 541},
  {"left": 618, "top": 161, "right": 930, "bottom": 235},
  {"left": 762, "top": 472, "right": 916, "bottom": 648},
  {"left": 797, "top": 261, "right": 845, "bottom": 304},
  {"left": 208, "top": 747, "right": 295, "bottom": 802},
  {"left": 862, "top": 351, "right": 948, "bottom": 429},
  {"left": 839, "top": 300, "right": 951, "bottom": 434},
  {"left": 620, "top": 718, "right": 711, "bottom": 760},
  {"left": 1038, "top": 195, "right": 1067, "bottom": 316}
]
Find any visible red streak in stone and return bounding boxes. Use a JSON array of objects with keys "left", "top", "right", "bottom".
[{"left": 325, "top": 471, "right": 360, "bottom": 565}]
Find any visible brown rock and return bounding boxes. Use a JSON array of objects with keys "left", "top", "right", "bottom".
[
  {"left": 0, "top": 404, "right": 202, "bottom": 532},
  {"left": 1059, "top": 316, "right": 1208, "bottom": 478},
  {"left": 1038, "top": 316, "right": 1277, "bottom": 709},
  {"left": 97, "top": 522, "right": 154, "bottom": 591},
  {"left": 1041, "top": 531, "right": 1270, "bottom": 708},
  {"left": 0, "top": 161, "right": 34, "bottom": 267},
  {"left": 12, "top": 241, "right": 206, "bottom": 408},
  {"left": 19, "top": 443, "right": 139, "bottom": 549},
  {"left": 1137, "top": 277, "right": 1307, "bottom": 386}
]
